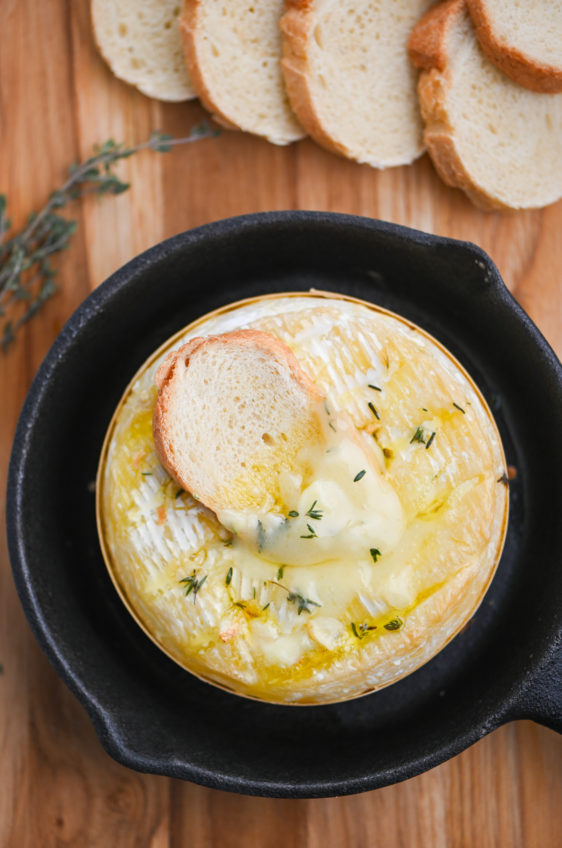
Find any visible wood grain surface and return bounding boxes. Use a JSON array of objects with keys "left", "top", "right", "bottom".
[{"left": 1, "top": 2, "right": 560, "bottom": 846}]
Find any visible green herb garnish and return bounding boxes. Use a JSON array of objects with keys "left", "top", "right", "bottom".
[
  {"left": 410, "top": 426, "right": 426, "bottom": 444},
  {"left": 368, "top": 384, "right": 382, "bottom": 392},
  {"left": 452, "top": 402, "right": 466, "bottom": 413},
  {"left": 225, "top": 567, "right": 233, "bottom": 586},
  {"left": 269, "top": 581, "right": 321, "bottom": 614},
  {"left": 305, "top": 500, "right": 323, "bottom": 520},
  {"left": 354, "top": 470, "right": 366, "bottom": 482},
  {"left": 257, "top": 519, "right": 266, "bottom": 552},
  {"left": 0, "top": 122, "right": 217, "bottom": 352},
  {"left": 288, "top": 510, "right": 299, "bottom": 518},
  {"left": 141, "top": 471, "right": 152, "bottom": 476},
  {"left": 179, "top": 571, "right": 207, "bottom": 603},
  {"left": 351, "top": 621, "right": 377, "bottom": 639},
  {"left": 262, "top": 602, "right": 270, "bottom": 611},
  {"left": 300, "top": 524, "right": 317, "bottom": 539},
  {"left": 425, "top": 431, "right": 436, "bottom": 450},
  {"left": 370, "top": 548, "right": 381, "bottom": 563},
  {"left": 175, "top": 488, "right": 184, "bottom": 498},
  {"left": 277, "top": 566, "right": 285, "bottom": 580},
  {"left": 384, "top": 618, "right": 403, "bottom": 631},
  {"left": 368, "top": 401, "right": 381, "bottom": 420},
  {"left": 287, "top": 592, "right": 321, "bottom": 615}
]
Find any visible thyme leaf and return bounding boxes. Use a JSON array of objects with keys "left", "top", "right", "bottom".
[
  {"left": 370, "top": 548, "right": 381, "bottom": 563},
  {"left": 354, "top": 470, "right": 366, "bottom": 482},
  {"left": 368, "top": 401, "right": 380, "bottom": 420},
  {"left": 351, "top": 621, "right": 377, "bottom": 639},
  {"left": 425, "top": 431, "right": 436, "bottom": 450},
  {"left": 179, "top": 570, "right": 207, "bottom": 603},
  {"left": 384, "top": 618, "right": 403, "bottom": 631},
  {"left": 287, "top": 592, "right": 321, "bottom": 615},
  {"left": 225, "top": 567, "right": 233, "bottom": 586},
  {"left": 410, "top": 426, "right": 426, "bottom": 444},
  {"left": 300, "top": 523, "right": 317, "bottom": 539},
  {"left": 452, "top": 402, "right": 466, "bottom": 414},
  {"left": 305, "top": 500, "right": 323, "bottom": 520}
]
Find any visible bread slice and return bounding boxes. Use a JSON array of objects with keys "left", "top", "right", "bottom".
[
  {"left": 467, "top": 0, "right": 562, "bottom": 93},
  {"left": 153, "top": 330, "right": 324, "bottom": 512},
  {"left": 91, "top": 0, "right": 196, "bottom": 101},
  {"left": 281, "top": 0, "right": 434, "bottom": 168},
  {"left": 409, "top": 0, "right": 562, "bottom": 210},
  {"left": 179, "top": 1, "right": 304, "bottom": 145}
]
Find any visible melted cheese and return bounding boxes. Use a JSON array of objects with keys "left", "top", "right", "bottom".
[
  {"left": 98, "top": 294, "right": 508, "bottom": 704},
  {"left": 217, "top": 407, "right": 405, "bottom": 567}
]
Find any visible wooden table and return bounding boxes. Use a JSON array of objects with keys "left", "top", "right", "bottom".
[{"left": 1, "top": 2, "right": 561, "bottom": 845}]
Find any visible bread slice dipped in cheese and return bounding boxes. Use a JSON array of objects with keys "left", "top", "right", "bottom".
[
  {"left": 466, "top": 0, "right": 562, "bottom": 93},
  {"left": 98, "top": 293, "right": 508, "bottom": 705},
  {"left": 91, "top": 0, "right": 196, "bottom": 101},
  {"left": 409, "top": 0, "right": 562, "bottom": 210},
  {"left": 281, "top": 0, "right": 434, "bottom": 167},
  {"left": 153, "top": 330, "right": 325, "bottom": 514},
  {"left": 179, "top": 0, "right": 304, "bottom": 144}
]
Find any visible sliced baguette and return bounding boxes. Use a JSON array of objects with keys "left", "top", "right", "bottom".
[
  {"left": 153, "top": 330, "right": 324, "bottom": 512},
  {"left": 179, "top": 0, "right": 304, "bottom": 145},
  {"left": 281, "top": 0, "right": 434, "bottom": 168},
  {"left": 91, "top": 0, "right": 196, "bottom": 101},
  {"left": 409, "top": 0, "right": 562, "bottom": 210},
  {"left": 467, "top": 0, "right": 562, "bottom": 93}
]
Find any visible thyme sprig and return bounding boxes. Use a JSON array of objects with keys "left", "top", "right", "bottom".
[
  {"left": 305, "top": 500, "right": 323, "bottom": 520},
  {"left": 351, "top": 621, "right": 377, "bottom": 639},
  {"left": 179, "top": 569, "right": 208, "bottom": 602},
  {"left": 0, "top": 121, "right": 217, "bottom": 351},
  {"left": 300, "top": 523, "right": 318, "bottom": 539},
  {"left": 268, "top": 580, "right": 321, "bottom": 615}
]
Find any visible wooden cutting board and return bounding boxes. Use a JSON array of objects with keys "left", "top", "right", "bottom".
[{"left": 0, "top": 2, "right": 560, "bottom": 846}]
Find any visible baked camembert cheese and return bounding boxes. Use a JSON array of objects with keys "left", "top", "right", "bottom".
[{"left": 97, "top": 293, "right": 508, "bottom": 704}]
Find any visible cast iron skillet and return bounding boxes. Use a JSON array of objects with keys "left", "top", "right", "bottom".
[{"left": 7, "top": 212, "right": 562, "bottom": 798}]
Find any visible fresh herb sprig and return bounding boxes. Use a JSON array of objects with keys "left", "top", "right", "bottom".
[
  {"left": 351, "top": 621, "right": 377, "bottom": 639},
  {"left": 269, "top": 580, "right": 321, "bottom": 615},
  {"left": 305, "top": 500, "right": 323, "bottom": 520},
  {"left": 0, "top": 121, "right": 217, "bottom": 351},
  {"left": 300, "top": 523, "right": 318, "bottom": 539},
  {"left": 179, "top": 569, "right": 208, "bottom": 602}
]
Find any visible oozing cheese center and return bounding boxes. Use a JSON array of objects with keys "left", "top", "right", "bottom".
[{"left": 217, "top": 405, "right": 405, "bottom": 567}]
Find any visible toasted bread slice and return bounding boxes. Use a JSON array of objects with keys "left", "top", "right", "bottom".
[
  {"left": 91, "top": 0, "right": 196, "bottom": 102},
  {"left": 409, "top": 0, "right": 562, "bottom": 210},
  {"left": 281, "top": 0, "right": 434, "bottom": 168},
  {"left": 467, "top": 0, "right": 562, "bottom": 93},
  {"left": 153, "top": 330, "right": 324, "bottom": 512},
  {"left": 179, "top": 0, "right": 304, "bottom": 145}
]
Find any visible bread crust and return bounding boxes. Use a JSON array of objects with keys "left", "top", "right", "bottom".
[
  {"left": 179, "top": 1, "right": 240, "bottom": 131},
  {"left": 467, "top": 0, "right": 562, "bottom": 93},
  {"left": 153, "top": 329, "right": 324, "bottom": 510},
  {"left": 409, "top": 0, "right": 557, "bottom": 210},
  {"left": 281, "top": 1, "right": 352, "bottom": 160}
]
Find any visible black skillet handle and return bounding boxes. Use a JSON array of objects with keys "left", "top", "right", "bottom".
[{"left": 506, "top": 645, "right": 562, "bottom": 733}]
